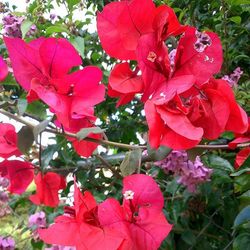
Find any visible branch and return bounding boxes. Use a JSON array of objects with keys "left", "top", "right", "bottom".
[{"left": 1, "top": 109, "right": 250, "bottom": 151}]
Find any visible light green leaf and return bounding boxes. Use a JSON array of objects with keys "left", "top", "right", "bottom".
[
  {"left": 70, "top": 36, "right": 85, "bottom": 58},
  {"left": 66, "top": 0, "right": 81, "bottom": 10},
  {"left": 76, "top": 127, "right": 105, "bottom": 140},
  {"left": 230, "top": 16, "right": 241, "bottom": 24},
  {"left": 21, "top": 20, "right": 33, "bottom": 38},
  {"left": 120, "top": 149, "right": 142, "bottom": 177},
  {"left": 17, "top": 99, "right": 28, "bottom": 116},
  {"left": 46, "top": 25, "right": 69, "bottom": 35}
]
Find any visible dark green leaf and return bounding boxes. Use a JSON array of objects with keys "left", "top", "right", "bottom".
[
  {"left": 17, "top": 126, "right": 34, "bottom": 153},
  {"left": 120, "top": 149, "right": 142, "bottom": 176}
]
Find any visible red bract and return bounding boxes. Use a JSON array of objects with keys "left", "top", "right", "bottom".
[
  {"left": 108, "top": 63, "right": 144, "bottom": 106},
  {"left": 97, "top": 0, "right": 155, "bottom": 60},
  {"left": 4, "top": 37, "right": 105, "bottom": 157},
  {"left": 121, "top": 174, "right": 172, "bottom": 250},
  {"left": 145, "top": 79, "right": 248, "bottom": 150},
  {"left": 0, "top": 160, "right": 34, "bottom": 194},
  {"left": 0, "top": 56, "right": 8, "bottom": 81},
  {"left": 29, "top": 172, "right": 66, "bottom": 208},
  {"left": 235, "top": 147, "right": 250, "bottom": 170},
  {"left": 0, "top": 123, "right": 21, "bottom": 158},
  {"left": 39, "top": 183, "right": 126, "bottom": 249}
]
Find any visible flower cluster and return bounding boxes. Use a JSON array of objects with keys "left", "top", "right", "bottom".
[
  {"left": 222, "top": 67, "right": 243, "bottom": 87},
  {"left": 4, "top": 37, "right": 105, "bottom": 157},
  {"left": 0, "top": 236, "right": 15, "bottom": 250},
  {"left": 97, "top": 0, "right": 248, "bottom": 150},
  {"left": 2, "top": 14, "right": 37, "bottom": 38},
  {"left": 38, "top": 174, "right": 172, "bottom": 250},
  {"left": 155, "top": 151, "right": 212, "bottom": 192},
  {"left": 28, "top": 211, "right": 46, "bottom": 240}
]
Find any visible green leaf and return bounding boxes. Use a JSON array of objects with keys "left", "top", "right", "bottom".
[
  {"left": 120, "top": 149, "right": 142, "bottom": 177},
  {"left": 187, "top": 148, "right": 205, "bottom": 161},
  {"left": 46, "top": 25, "right": 69, "bottom": 35},
  {"left": 41, "top": 145, "right": 58, "bottom": 168},
  {"left": 231, "top": 168, "right": 250, "bottom": 177},
  {"left": 208, "top": 155, "right": 234, "bottom": 172},
  {"left": 181, "top": 230, "right": 196, "bottom": 245},
  {"left": 70, "top": 36, "right": 85, "bottom": 58},
  {"left": 17, "top": 126, "right": 34, "bottom": 153},
  {"left": 233, "top": 232, "right": 250, "bottom": 250},
  {"left": 235, "top": 174, "right": 250, "bottom": 193},
  {"left": 21, "top": 20, "right": 33, "bottom": 38},
  {"left": 147, "top": 144, "right": 172, "bottom": 161},
  {"left": 234, "top": 206, "right": 250, "bottom": 227},
  {"left": 26, "top": 101, "right": 47, "bottom": 120},
  {"left": 17, "top": 99, "right": 28, "bottom": 116},
  {"left": 66, "top": 0, "right": 81, "bottom": 10},
  {"left": 230, "top": 16, "right": 241, "bottom": 24},
  {"left": 76, "top": 127, "right": 105, "bottom": 140}
]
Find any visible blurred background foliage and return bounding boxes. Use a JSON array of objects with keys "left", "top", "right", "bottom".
[{"left": 0, "top": 0, "right": 250, "bottom": 249}]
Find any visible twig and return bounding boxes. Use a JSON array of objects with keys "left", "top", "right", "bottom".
[{"left": 1, "top": 109, "right": 250, "bottom": 151}]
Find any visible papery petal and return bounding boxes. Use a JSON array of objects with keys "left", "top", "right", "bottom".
[
  {"left": 72, "top": 133, "right": 102, "bottom": 157},
  {"left": 153, "top": 5, "right": 185, "bottom": 42},
  {"left": 109, "top": 63, "right": 143, "bottom": 94},
  {"left": 130, "top": 207, "right": 172, "bottom": 250},
  {"left": 123, "top": 174, "right": 164, "bottom": 210},
  {"left": 161, "top": 126, "right": 201, "bottom": 149},
  {"left": 39, "top": 38, "right": 81, "bottom": 78},
  {"left": 4, "top": 36, "right": 43, "bottom": 90},
  {"left": 212, "top": 79, "right": 248, "bottom": 134},
  {"left": 229, "top": 137, "right": 250, "bottom": 149},
  {"left": 97, "top": 0, "right": 155, "bottom": 60},
  {"left": 235, "top": 147, "right": 250, "bottom": 169},
  {"left": 144, "top": 100, "right": 164, "bottom": 149},
  {"left": 156, "top": 106, "right": 203, "bottom": 141},
  {"left": 108, "top": 85, "right": 136, "bottom": 107},
  {"left": 0, "top": 160, "right": 34, "bottom": 194},
  {"left": 0, "top": 123, "right": 21, "bottom": 158},
  {"left": 38, "top": 217, "right": 79, "bottom": 246},
  {"left": 174, "top": 27, "right": 223, "bottom": 85},
  {"left": 0, "top": 56, "right": 8, "bottom": 82},
  {"left": 29, "top": 172, "right": 66, "bottom": 207}
]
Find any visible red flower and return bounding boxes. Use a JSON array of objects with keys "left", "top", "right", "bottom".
[
  {"left": 145, "top": 78, "right": 248, "bottom": 150},
  {"left": 38, "top": 183, "right": 126, "bottom": 249},
  {"left": 4, "top": 37, "right": 105, "bottom": 157},
  {"left": 0, "top": 160, "right": 34, "bottom": 194},
  {"left": 29, "top": 172, "right": 66, "bottom": 208},
  {"left": 0, "top": 56, "right": 8, "bottom": 82},
  {"left": 101, "top": 174, "right": 173, "bottom": 250},
  {"left": 0, "top": 123, "right": 21, "bottom": 158},
  {"left": 97, "top": 0, "right": 156, "bottom": 60}
]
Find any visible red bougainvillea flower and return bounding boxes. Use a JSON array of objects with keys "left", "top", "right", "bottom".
[
  {"left": 39, "top": 183, "right": 126, "bottom": 249},
  {"left": 0, "top": 160, "right": 34, "bottom": 194},
  {"left": 108, "top": 62, "right": 144, "bottom": 107},
  {"left": 97, "top": 0, "right": 183, "bottom": 60},
  {"left": 145, "top": 78, "right": 248, "bottom": 150},
  {"left": 234, "top": 147, "right": 250, "bottom": 170},
  {"left": 4, "top": 37, "right": 105, "bottom": 157},
  {"left": 0, "top": 123, "right": 21, "bottom": 158},
  {"left": 29, "top": 172, "right": 66, "bottom": 208},
  {"left": 136, "top": 26, "right": 223, "bottom": 102},
  {"left": 121, "top": 174, "right": 172, "bottom": 250},
  {"left": 0, "top": 56, "right": 8, "bottom": 82},
  {"left": 101, "top": 174, "right": 172, "bottom": 250}
]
